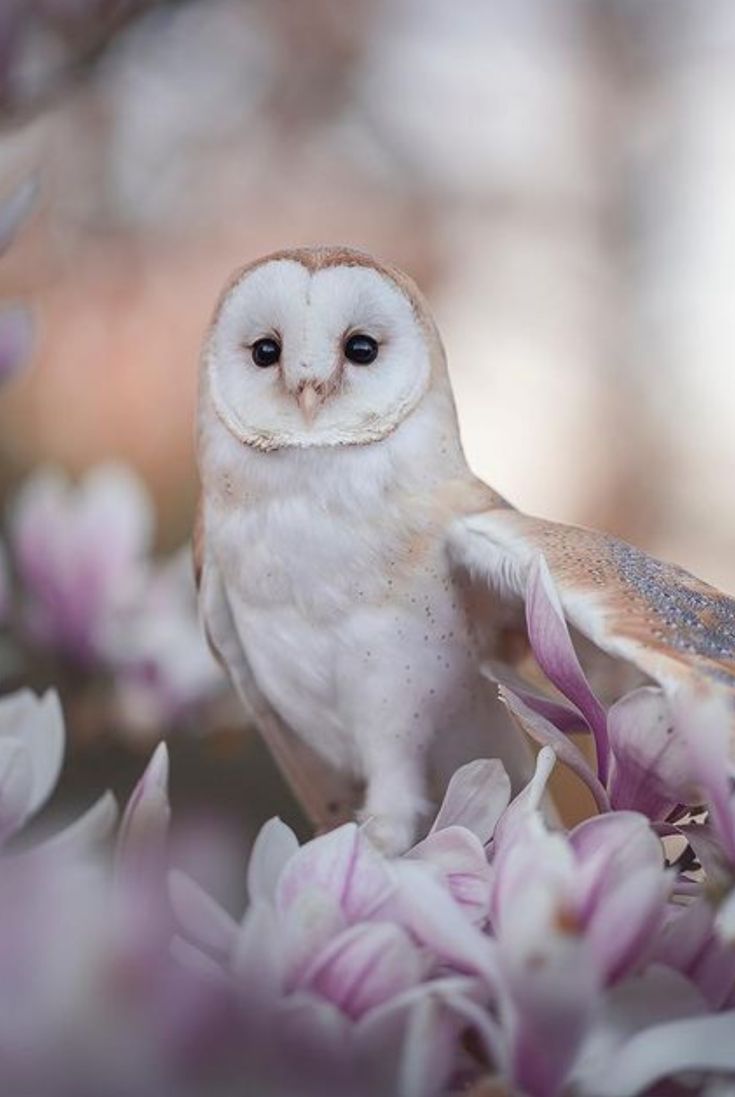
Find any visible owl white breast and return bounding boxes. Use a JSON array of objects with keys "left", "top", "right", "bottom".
[{"left": 196, "top": 246, "right": 526, "bottom": 852}]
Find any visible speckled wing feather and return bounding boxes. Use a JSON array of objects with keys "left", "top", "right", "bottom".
[
  {"left": 448, "top": 509, "right": 735, "bottom": 700},
  {"left": 194, "top": 501, "right": 361, "bottom": 831}
]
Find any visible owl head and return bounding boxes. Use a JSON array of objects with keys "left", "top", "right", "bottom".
[{"left": 201, "top": 246, "right": 449, "bottom": 451}]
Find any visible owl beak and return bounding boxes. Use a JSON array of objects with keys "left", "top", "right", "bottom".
[{"left": 297, "top": 383, "right": 322, "bottom": 424}]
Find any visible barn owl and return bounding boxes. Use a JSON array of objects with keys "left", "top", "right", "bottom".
[{"left": 196, "top": 245, "right": 735, "bottom": 853}]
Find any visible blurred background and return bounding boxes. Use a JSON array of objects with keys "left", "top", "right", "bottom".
[{"left": 1, "top": 0, "right": 734, "bottom": 846}]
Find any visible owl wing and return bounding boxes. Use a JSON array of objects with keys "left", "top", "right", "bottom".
[
  {"left": 194, "top": 502, "right": 361, "bottom": 831},
  {"left": 447, "top": 507, "right": 735, "bottom": 704}
]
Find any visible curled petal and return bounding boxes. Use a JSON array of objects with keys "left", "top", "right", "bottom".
[
  {"left": 526, "top": 555, "right": 609, "bottom": 781},
  {"left": 500, "top": 687, "right": 610, "bottom": 814},
  {"left": 429, "top": 758, "right": 510, "bottom": 844},
  {"left": 492, "top": 746, "right": 556, "bottom": 859}
]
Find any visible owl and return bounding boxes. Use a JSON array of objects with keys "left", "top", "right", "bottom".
[{"left": 196, "top": 245, "right": 735, "bottom": 853}]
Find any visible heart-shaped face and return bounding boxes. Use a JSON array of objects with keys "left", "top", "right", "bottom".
[{"left": 204, "top": 249, "right": 435, "bottom": 452}]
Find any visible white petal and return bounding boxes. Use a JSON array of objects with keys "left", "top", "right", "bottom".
[{"left": 247, "top": 816, "right": 300, "bottom": 903}]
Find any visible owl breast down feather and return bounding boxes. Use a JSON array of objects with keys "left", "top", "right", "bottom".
[{"left": 196, "top": 245, "right": 735, "bottom": 854}]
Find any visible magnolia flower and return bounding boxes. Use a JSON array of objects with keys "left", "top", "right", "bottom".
[
  {"left": 103, "top": 548, "right": 224, "bottom": 737},
  {"left": 8, "top": 463, "right": 153, "bottom": 665},
  {"left": 494, "top": 555, "right": 709, "bottom": 823},
  {"left": 170, "top": 763, "right": 510, "bottom": 1097},
  {"left": 167, "top": 743, "right": 735, "bottom": 1097},
  {"left": 0, "top": 687, "right": 115, "bottom": 847}
]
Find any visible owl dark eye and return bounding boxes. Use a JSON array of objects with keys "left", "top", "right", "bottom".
[
  {"left": 251, "top": 337, "right": 281, "bottom": 368},
  {"left": 344, "top": 333, "right": 379, "bottom": 365}
]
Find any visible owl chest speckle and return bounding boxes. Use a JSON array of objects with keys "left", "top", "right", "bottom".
[{"left": 210, "top": 488, "right": 483, "bottom": 770}]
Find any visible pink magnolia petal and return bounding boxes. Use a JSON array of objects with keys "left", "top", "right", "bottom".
[
  {"left": 355, "top": 978, "right": 479, "bottom": 1097},
  {"left": 570, "top": 811, "right": 664, "bottom": 881},
  {"left": 483, "top": 659, "right": 588, "bottom": 734},
  {"left": 526, "top": 555, "right": 609, "bottom": 781},
  {"left": 429, "top": 758, "right": 510, "bottom": 844},
  {"left": 0, "top": 305, "right": 33, "bottom": 386},
  {"left": 689, "top": 930, "right": 735, "bottom": 1010},
  {"left": 501, "top": 687, "right": 610, "bottom": 814},
  {"left": 585, "top": 867, "right": 671, "bottom": 983},
  {"left": 116, "top": 741, "right": 170, "bottom": 874},
  {"left": 390, "top": 860, "right": 497, "bottom": 980},
  {"left": 409, "top": 826, "right": 492, "bottom": 923},
  {"left": 499, "top": 913, "right": 600, "bottom": 1097},
  {"left": 675, "top": 823, "right": 731, "bottom": 888},
  {"left": 232, "top": 898, "right": 285, "bottom": 1003},
  {"left": 571, "top": 967, "right": 708, "bottom": 1095},
  {"left": 491, "top": 821, "right": 577, "bottom": 939},
  {"left": 301, "top": 921, "right": 423, "bottom": 1019},
  {"left": 274, "top": 991, "right": 353, "bottom": 1096},
  {"left": 277, "top": 823, "right": 394, "bottom": 922},
  {"left": 398, "top": 994, "right": 461, "bottom": 1097},
  {"left": 672, "top": 687, "right": 735, "bottom": 864},
  {"left": 281, "top": 885, "right": 348, "bottom": 988},
  {"left": 247, "top": 816, "right": 299, "bottom": 903},
  {"left": 608, "top": 687, "right": 696, "bottom": 820},
  {"left": 587, "top": 1012, "right": 735, "bottom": 1097},
  {"left": 492, "top": 746, "right": 557, "bottom": 860}
]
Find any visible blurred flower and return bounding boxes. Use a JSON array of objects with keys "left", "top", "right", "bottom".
[
  {"left": 103, "top": 548, "right": 223, "bottom": 737},
  {"left": 8, "top": 462, "right": 153, "bottom": 665},
  {"left": 0, "top": 685, "right": 729, "bottom": 1094},
  {"left": 4, "top": 461, "right": 224, "bottom": 742},
  {"left": 0, "top": 687, "right": 115, "bottom": 847}
]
